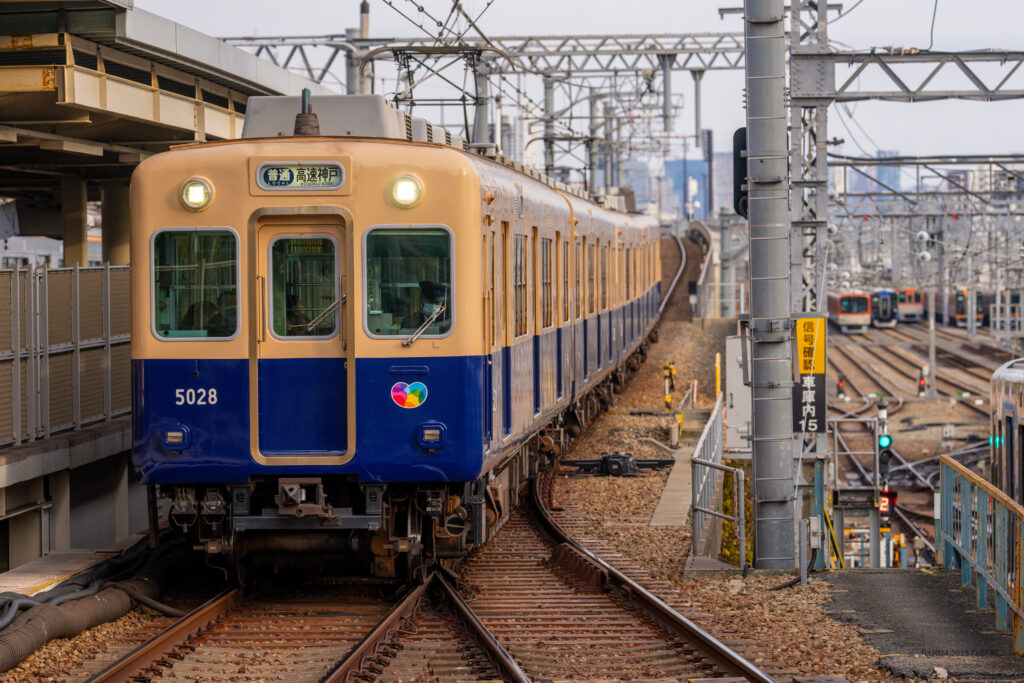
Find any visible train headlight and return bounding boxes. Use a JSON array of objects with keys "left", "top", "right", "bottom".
[
  {"left": 180, "top": 178, "right": 212, "bottom": 211},
  {"left": 390, "top": 175, "right": 423, "bottom": 208},
  {"left": 417, "top": 422, "right": 446, "bottom": 450},
  {"left": 161, "top": 423, "right": 191, "bottom": 451}
]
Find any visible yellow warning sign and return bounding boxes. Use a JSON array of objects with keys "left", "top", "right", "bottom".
[{"left": 794, "top": 317, "right": 826, "bottom": 375}]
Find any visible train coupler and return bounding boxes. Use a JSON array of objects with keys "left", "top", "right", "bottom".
[{"left": 276, "top": 478, "right": 332, "bottom": 518}]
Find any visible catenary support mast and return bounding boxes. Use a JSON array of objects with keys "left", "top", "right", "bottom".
[{"left": 744, "top": 0, "right": 795, "bottom": 568}]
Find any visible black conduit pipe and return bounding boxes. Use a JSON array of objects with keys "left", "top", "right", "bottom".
[{"left": 0, "top": 541, "right": 182, "bottom": 673}]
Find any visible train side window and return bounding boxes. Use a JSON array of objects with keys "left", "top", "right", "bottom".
[
  {"left": 575, "top": 241, "right": 582, "bottom": 320},
  {"left": 152, "top": 229, "right": 238, "bottom": 339},
  {"left": 364, "top": 228, "right": 451, "bottom": 337},
  {"left": 600, "top": 245, "right": 608, "bottom": 311},
  {"left": 625, "top": 245, "right": 631, "bottom": 300},
  {"left": 562, "top": 239, "right": 570, "bottom": 322},
  {"left": 513, "top": 234, "right": 527, "bottom": 337},
  {"left": 587, "top": 243, "right": 596, "bottom": 314},
  {"left": 269, "top": 236, "right": 339, "bottom": 338},
  {"left": 541, "top": 237, "right": 553, "bottom": 328}
]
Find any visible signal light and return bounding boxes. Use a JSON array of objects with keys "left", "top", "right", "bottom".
[
  {"left": 951, "top": 213, "right": 959, "bottom": 220},
  {"left": 878, "top": 434, "right": 893, "bottom": 449},
  {"left": 991, "top": 435, "right": 1004, "bottom": 447}
]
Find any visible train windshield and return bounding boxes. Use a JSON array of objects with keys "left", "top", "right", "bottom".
[
  {"left": 840, "top": 296, "right": 868, "bottom": 313},
  {"left": 364, "top": 228, "right": 452, "bottom": 337},
  {"left": 152, "top": 229, "right": 238, "bottom": 339},
  {"left": 898, "top": 291, "right": 906, "bottom": 303}
]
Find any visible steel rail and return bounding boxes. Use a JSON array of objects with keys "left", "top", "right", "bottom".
[
  {"left": 323, "top": 575, "right": 431, "bottom": 682},
  {"left": 658, "top": 235, "right": 688, "bottom": 317},
  {"left": 530, "top": 474, "right": 774, "bottom": 682},
  {"left": 435, "top": 568, "right": 531, "bottom": 683},
  {"left": 88, "top": 588, "right": 241, "bottom": 682}
]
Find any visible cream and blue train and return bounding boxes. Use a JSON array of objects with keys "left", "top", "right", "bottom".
[{"left": 130, "top": 95, "right": 663, "bottom": 578}]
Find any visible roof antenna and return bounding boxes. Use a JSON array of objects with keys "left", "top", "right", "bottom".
[{"left": 294, "top": 88, "right": 320, "bottom": 136}]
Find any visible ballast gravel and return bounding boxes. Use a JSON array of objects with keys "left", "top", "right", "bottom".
[{"left": 554, "top": 320, "right": 943, "bottom": 682}]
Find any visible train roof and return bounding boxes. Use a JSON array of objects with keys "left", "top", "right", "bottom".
[
  {"left": 993, "top": 358, "right": 1024, "bottom": 387},
  {"left": 827, "top": 291, "right": 870, "bottom": 298},
  {"left": 241, "top": 94, "right": 634, "bottom": 214}
]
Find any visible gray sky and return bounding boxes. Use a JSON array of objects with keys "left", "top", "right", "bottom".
[{"left": 135, "top": 0, "right": 1024, "bottom": 159}]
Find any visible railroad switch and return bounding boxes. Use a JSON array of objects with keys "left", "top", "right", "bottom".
[{"left": 560, "top": 451, "right": 674, "bottom": 477}]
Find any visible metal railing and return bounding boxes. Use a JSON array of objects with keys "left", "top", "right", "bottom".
[
  {"left": 690, "top": 393, "right": 746, "bottom": 568},
  {"left": 938, "top": 455, "right": 1023, "bottom": 653},
  {"left": 0, "top": 264, "right": 131, "bottom": 447}
]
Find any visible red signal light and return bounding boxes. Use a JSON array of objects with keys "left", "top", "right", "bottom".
[
  {"left": 951, "top": 213, "right": 959, "bottom": 220},
  {"left": 863, "top": 216, "right": 869, "bottom": 221}
]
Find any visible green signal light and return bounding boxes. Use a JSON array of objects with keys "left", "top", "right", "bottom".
[{"left": 878, "top": 434, "right": 893, "bottom": 449}]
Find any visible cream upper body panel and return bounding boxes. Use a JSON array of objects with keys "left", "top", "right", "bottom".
[{"left": 131, "top": 137, "right": 482, "bottom": 361}]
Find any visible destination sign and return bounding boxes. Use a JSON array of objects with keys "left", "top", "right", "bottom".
[{"left": 256, "top": 163, "right": 344, "bottom": 190}]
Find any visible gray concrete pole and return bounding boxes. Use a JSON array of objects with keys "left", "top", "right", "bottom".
[
  {"left": 604, "top": 105, "right": 614, "bottom": 193},
  {"left": 543, "top": 75, "right": 555, "bottom": 176},
  {"left": 659, "top": 54, "right": 675, "bottom": 132},
  {"left": 344, "top": 32, "right": 359, "bottom": 95},
  {"left": 692, "top": 69, "right": 704, "bottom": 148},
  {"left": 928, "top": 287, "right": 937, "bottom": 398},
  {"left": 358, "top": 1, "right": 371, "bottom": 94},
  {"left": 744, "top": 0, "right": 795, "bottom": 568},
  {"left": 473, "top": 62, "right": 491, "bottom": 145},
  {"left": 589, "top": 91, "right": 602, "bottom": 193}
]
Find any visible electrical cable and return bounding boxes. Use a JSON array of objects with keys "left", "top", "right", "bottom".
[
  {"left": 767, "top": 548, "right": 819, "bottom": 592},
  {"left": 923, "top": 0, "right": 940, "bottom": 52}
]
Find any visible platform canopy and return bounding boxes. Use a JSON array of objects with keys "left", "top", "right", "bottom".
[{"left": 0, "top": 0, "right": 334, "bottom": 212}]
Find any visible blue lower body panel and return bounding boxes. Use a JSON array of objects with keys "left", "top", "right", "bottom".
[
  {"left": 258, "top": 358, "right": 346, "bottom": 454},
  {"left": 133, "top": 355, "right": 487, "bottom": 485}
]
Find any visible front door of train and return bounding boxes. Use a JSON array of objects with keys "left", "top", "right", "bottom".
[{"left": 252, "top": 222, "right": 348, "bottom": 456}]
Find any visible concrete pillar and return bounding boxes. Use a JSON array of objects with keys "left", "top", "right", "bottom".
[
  {"left": 50, "top": 470, "right": 70, "bottom": 551},
  {"left": 101, "top": 181, "right": 130, "bottom": 265},
  {"left": 61, "top": 174, "right": 88, "bottom": 266},
  {"left": 115, "top": 453, "right": 130, "bottom": 540}
]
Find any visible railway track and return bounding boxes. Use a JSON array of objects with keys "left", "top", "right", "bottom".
[
  {"left": 832, "top": 329, "right": 989, "bottom": 417},
  {"left": 86, "top": 483, "right": 770, "bottom": 682},
  {"left": 82, "top": 235, "right": 772, "bottom": 682}
]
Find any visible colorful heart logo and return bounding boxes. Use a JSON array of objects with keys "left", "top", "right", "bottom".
[{"left": 391, "top": 381, "right": 428, "bottom": 408}]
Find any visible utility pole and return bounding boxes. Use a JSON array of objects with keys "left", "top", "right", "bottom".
[
  {"left": 472, "top": 61, "right": 491, "bottom": 147},
  {"left": 345, "top": 1, "right": 371, "bottom": 95},
  {"left": 928, "top": 288, "right": 938, "bottom": 399},
  {"left": 543, "top": 74, "right": 555, "bottom": 176},
  {"left": 603, "top": 105, "right": 614, "bottom": 193},
  {"left": 744, "top": 0, "right": 795, "bottom": 569},
  {"left": 589, "top": 91, "right": 602, "bottom": 193}
]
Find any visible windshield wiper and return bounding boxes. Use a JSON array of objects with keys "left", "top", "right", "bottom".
[
  {"left": 402, "top": 292, "right": 447, "bottom": 347},
  {"left": 302, "top": 296, "right": 344, "bottom": 332}
]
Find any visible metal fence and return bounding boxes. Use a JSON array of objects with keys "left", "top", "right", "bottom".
[
  {"left": 690, "top": 393, "right": 746, "bottom": 568},
  {"left": 938, "top": 455, "right": 1022, "bottom": 653},
  {"left": 0, "top": 264, "right": 131, "bottom": 447}
]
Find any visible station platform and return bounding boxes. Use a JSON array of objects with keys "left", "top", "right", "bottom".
[
  {"left": 825, "top": 568, "right": 1024, "bottom": 680},
  {"left": 0, "top": 533, "right": 145, "bottom": 596}
]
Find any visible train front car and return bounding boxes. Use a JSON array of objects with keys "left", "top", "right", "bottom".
[
  {"left": 827, "top": 291, "right": 871, "bottom": 333},
  {"left": 991, "top": 359, "right": 1024, "bottom": 505},
  {"left": 870, "top": 289, "right": 898, "bottom": 328},
  {"left": 896, "top": 287, "right": 923, "bottom": 322},
  {"left": 131, "top": 97, "right": 489, "bottom": 579}
]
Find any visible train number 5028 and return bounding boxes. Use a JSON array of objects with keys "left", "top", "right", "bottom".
[{"left": 175, "top": 388, "right": 218, "bottom": 406}]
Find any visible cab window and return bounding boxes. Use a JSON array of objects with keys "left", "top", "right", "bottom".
[
  {"left": 270, "top": 237, "right": 338, "bottom": 338},
  {"left": 365, "top": 228, "right": 452, "bottom": 337},
  {"left": 153, "top": 229, "right": 237, "bottom": 339}
]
